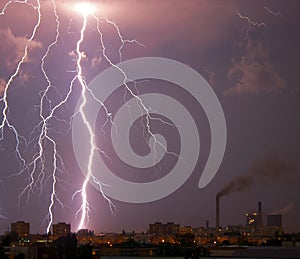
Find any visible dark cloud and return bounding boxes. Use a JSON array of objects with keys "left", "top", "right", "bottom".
[
  {"left": 225, "top": 40, "right": 286, "bottom": 95},
  {"left": 0, "top": 28, "right": 42, "bottom": 73}
]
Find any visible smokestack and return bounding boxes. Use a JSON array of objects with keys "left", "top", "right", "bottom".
[
  {"left": 216, "top": 196, "right": 220, "bottom": 229},
  {"left": 258, "top": 201, "right": 262, "bottom": 227},
  {"left": 206, "top": 220, "right": 209, "bottom": 230}
]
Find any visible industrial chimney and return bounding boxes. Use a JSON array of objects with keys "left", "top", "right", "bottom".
[
  {"left": 206, "top": 220, "right": 209, "bottom": 230},
  {"left": 258, "top": 201, "right": 263, "bottom": 227},
  {"left": 216, "top": 196, "right": 220, "bottom": 229}
]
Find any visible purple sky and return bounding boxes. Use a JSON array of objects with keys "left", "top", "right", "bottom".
[{"left": 0, "top": 0, "right": 300, "bottom": 234}]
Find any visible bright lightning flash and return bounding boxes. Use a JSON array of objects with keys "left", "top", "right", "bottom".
[
  {"left": 74, "top": 4, "right": 96, "bottom": 231},
  {"left": 74, "top": 2, "right": 96, "bottom": 16},
  {"left": 0, "top": 0, "right": 171, "bottom": 233},
  {"left": 73, "top": 2, "right": 174, "bottom": 230},
  {"left": 236, "top": 11, "right": 266, "bottom": 40}
]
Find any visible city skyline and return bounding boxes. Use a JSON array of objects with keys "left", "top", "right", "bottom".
[
  {"left": 3, "top": 218, "right": 299, "bottom": 259},
  {"left": 0, "top": 0, "right": 299, "bottom": 235},
  {"left": 2, "top": 200, "right": 288, "bottom": 235}
]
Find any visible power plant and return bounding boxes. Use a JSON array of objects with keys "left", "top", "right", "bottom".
[{"left": 215, "top": 196, "right": 281, "bottom": 230}]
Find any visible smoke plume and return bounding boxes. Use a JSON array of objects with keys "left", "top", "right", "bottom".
[
  {"left": 272, "top": 202, "right": 294, "bottom": 215},
  {"left": 217, "top": 156, "right": 291, "bottom": 198}
]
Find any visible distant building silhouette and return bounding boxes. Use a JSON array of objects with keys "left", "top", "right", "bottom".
[
  {"left": 77, "top": 228, "right": 94, "bottom": 236},
  {"left": 180, "top": 226, "right": 193, "bottom": 234},
  {"left": 149, "top": 222, "right": 180, "bottom": 235},
  {"left": 53, "top": 222, "right": 71, "bottom": 237},
  {"left": 11, "top": 221, "right": 30, "bottom": 238}
]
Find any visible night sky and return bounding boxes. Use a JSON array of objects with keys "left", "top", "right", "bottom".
[{"left": 0, "top": 0, "right": 300, "bottom": 234}]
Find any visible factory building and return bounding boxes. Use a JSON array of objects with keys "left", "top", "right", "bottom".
[{"left": 246, "top": 201, "right": 263, "bottom": 227}]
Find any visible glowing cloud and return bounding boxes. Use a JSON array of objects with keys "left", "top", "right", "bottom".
[{"left": 74, "top": 2, "right": 96, "bottom": 16}]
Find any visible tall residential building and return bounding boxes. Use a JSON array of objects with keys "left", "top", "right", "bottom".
[
  {"left": 77, "top": 229, "right": 94, "bottom": 236},
  {"left": 149, "top": 222, "right": 163, "bottom": 235},
  {"left": 11, "top": 221, "right": 30, "bottom": 237},
  {"left": 53, "top": 222, "right": 71, "bottom": 237},
  {"left": 165, "top": 222, "right": 180, "bottom": 235}
]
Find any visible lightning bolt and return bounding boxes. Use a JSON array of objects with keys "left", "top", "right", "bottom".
[
  {"left": 0, "top": 0, "right": 40, "bottom": 168},
  {"left": 0, "top": 0, "right": 66, "bottom": 233},
  {"left": 0, "top": 0, "right": 77, "bottom": 233},
  {"left": 39, "top": 0, "right": 63, "bottom": 234},
  {"left": 0, "top": 0, "right": 41, "bottom": 187},
  {"left": 73, "top": 7, "right": 181, "bottom": 229},
  {"left": 0, "top": 0, "right": 179, "bottom": 233},
  {"left": 73, "top": 10, "right": 146, "bottom": 231},
  {"left": 1, "top": 0, "right": 117, "bottom": 232},
  {"left": 264, "top": 6, "right": 282, "bottom": 17},
  {"left": 0, "top": 0, "right": 37, "bottom": 16},
  {"left": 95, "top": 15, "right": 180, "bottom": 167},
  {"left": 236, "top": 11, "right": 266, "bottom": 40},
  {"left": 74, "top": 9, "right": 96, "bottom": 230}
]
